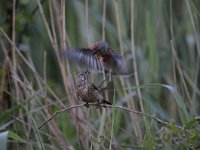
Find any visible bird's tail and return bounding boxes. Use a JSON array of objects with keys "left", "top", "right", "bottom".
[{"left": 102, "top": 99, "right": 112, "bottom": 105}]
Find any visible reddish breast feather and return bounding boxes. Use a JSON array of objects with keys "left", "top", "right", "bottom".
[{"left": 98, "top": 55, "right": 111, "bottom": 62}]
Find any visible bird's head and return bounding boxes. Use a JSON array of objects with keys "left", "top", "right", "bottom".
[
  {"left": 92, "top": 41, "right": 110, "bottom": 55},
  {"left": 76, "top": 70, "right": 89, "bottom": 84}
]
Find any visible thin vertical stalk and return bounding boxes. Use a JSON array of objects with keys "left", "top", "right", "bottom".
[
  {"left": 102, "top": 0, "right": 107, "bottom": 41},
  {"left": 43, "top": 51, "right": 47, "bottom": 109},
  {"left": 61, "top": 0, "right": 66, "bottom": 50},
  {"left": 185, "top": 0, "right": 200, "bottom": 112},
  {"left": 170, "top": 0, "right": 196, "bottom": 115},
  {"left": 114, "top": 0, "right": 143, "bottom": 140},
  {"left": 12, "top": 2, "right": 21, "bottom": 148},
  {"left": 114, "top": 0, "right": 123, "bottom": 57},
  {"left": 36, "top": 0, "right": 53, "bottom": 45},
  {"left": 12, "top": 0, "right": 16, "bottom": 69},
  {"left": 113, "top": 0, "right": 127, "bottom": 97},
  {"left": 109, "top": 89, "right": 115, "bottom": 150},
  {"left": 131, "top": 0, "right": 148, "bottom": 130},
  {"left": 185, "top": 0, "right": 200, "bottom": 56},
  {"left": 169, "top": 0, "right": 179, "bottom": 118},
  {"left": 96, "top": 2, "right": 109, "bottom": 150},
  {"left": 96, "top": 1, "right": 109, "bottom": 149},
  {"left": 170, "top": 0, "right": 177, "bottom": 87},
  {"left": 96, "top": 109, "right": 106, "bottom": 150},
  {"left": 85, "top": 0, "right": 90, "bottom": 46},
  {"left": 114, "top": 0, "right": 126, "bottom": 95},
  {"left": 12, "top": 0, "right": 20, "bottom": 101},
  {"left": 48, "top": 0, "right": 58, "bottom": 52}
]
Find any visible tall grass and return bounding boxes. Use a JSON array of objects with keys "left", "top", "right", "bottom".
[{"left": 0, "top": 0, "right": 200, "bottom": 149}]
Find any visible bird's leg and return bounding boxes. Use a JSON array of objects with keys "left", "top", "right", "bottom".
[
  {"left": 84, "top": 102, "right": 89, "bottom": 108},
  {"left": 95, "top": 102, "right": 101, "bottom": 109},
  {"left": 95, "top": 99, "right": 103, "bottom": 108},
  {"left": 96, "top": 100, "right": 107, "bottom": 108}
]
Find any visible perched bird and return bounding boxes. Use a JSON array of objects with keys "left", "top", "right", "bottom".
[
  {"left": 75, "top": 70, "right": 112, "bottom": 108},
  {"left": 66, "top": 41, "right": 128, "bottom": 76}
]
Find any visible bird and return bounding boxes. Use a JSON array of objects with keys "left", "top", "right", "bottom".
[
  {"left": 66, "top": 41, "right": 128, "bottom": 77},
  {"left": 75, "top": 70, "right": 112, "bottom": 108}
]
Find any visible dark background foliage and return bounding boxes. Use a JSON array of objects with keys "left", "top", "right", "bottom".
[{"left": 0, "top": 0, "right": 200, "bottom": 149}]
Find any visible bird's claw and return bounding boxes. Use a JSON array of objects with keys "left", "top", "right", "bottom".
[
  {"left": 84, "top": 103, "right": 89, "bottom": 108},
  {"left": 95, "top": 103, "right": 101, "bottom": 109},
  {"left": 96, "top": 102, "right": 108, "bottom": 108}
]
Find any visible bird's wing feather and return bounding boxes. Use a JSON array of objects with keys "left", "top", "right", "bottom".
[
  {"left": 110, "top": 50, "right": 128, "bottom": 75},
  {"left": 89, "top": 82, "right": 100, "bottom": 92},
  {"left": 65, "top": 48, "right": 103, "bottom": 72}
]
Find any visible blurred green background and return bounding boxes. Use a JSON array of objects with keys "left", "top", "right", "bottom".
[{"left": 0, "top": 0, "right": 200, "bottom": 149}]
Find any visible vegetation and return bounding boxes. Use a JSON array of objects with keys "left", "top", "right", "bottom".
[{"left": 0, "top": 0, "right": 200, "bottom": 149}]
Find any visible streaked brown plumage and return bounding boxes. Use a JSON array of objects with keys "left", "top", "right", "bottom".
[
  {"left": 76, "top": 70, "right": 112, "bottom": 107},
  {"left": 66, "top": 41, "right": 128, "bottom": 75}
]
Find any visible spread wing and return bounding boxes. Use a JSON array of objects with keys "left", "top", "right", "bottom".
[
  {"left": 65, "top": 48, "right": 104, "bottom": 72},
  {"left": 110, "top": 50, "right": 128, "bottom": 75}
]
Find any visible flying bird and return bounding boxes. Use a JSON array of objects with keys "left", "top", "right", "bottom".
[{"left": 66, "top": 41, "right": 128, "bottom": 76}]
